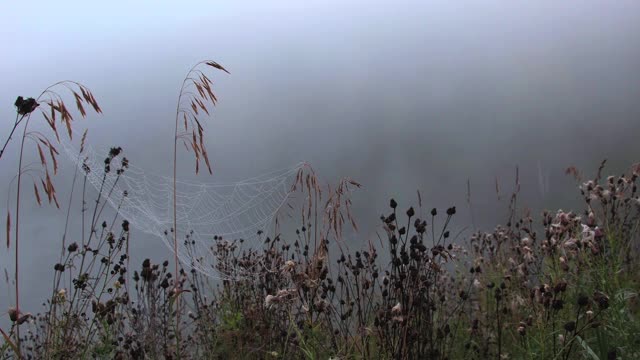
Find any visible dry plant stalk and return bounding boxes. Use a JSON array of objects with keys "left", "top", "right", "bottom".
[
  {"left": 5, "top": 81, "right": 100, "bottom": 355},
  {"left": 171, "top": 60, "right": 229, "bottom": 358},
  {"left": 290, "top": 163, "right": 361, "bottom": 259}
]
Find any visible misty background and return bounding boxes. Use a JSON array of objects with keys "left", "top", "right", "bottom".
[{"left": 1, "top": 1, "right": 640, "bottom": 318}]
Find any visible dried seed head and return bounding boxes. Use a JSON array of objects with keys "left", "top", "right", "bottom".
[
  {"left": 564, "top": 321, "right": 576, "bottom": 332},
  {"left": 553, "top": 281, "right": 567, "bottom": 293},
  {"left": 473, "top": 279, "right": 482, "bottom": 289},
  {"left": 160, "top": 278, "right": 170, "bottom": 289},
  {"left": 391, "top": 302, "right": 402, "bottom": 314},
  {"left": 265, "top": 294, "right": 276, "bottom": 308},
  {"left": 577, "top": 294, "right": 590, "bottom": 307},
  {"left": 8, "top": 307, "right": 18, "bottom": 322},
  {"left": 593, "top": 291, "right": 610, "bottom": 310},
  {"left": 552, "top": 299, "right": 564, "bottom": 310},
  {"left": 406, "top": 207, "right": 415, "bottom": 217},
  {"left": 67, "top": 242, "right": 78, "bottom": 252},
  {"left": 385, "top": 213, "right": 396, "bottom": 224},
  {"left": 15, "top": 96, "right": 39, "bottom": 115}
]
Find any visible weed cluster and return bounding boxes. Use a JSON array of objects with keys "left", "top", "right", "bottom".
[{"left": 1, "top": 74, "right": 638, "bottom": 359}]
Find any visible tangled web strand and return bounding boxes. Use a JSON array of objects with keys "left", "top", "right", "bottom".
[{"left": 61, "top": 139, "right": 304, "bottom": 280}]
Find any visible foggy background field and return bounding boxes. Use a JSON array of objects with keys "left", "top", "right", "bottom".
[{"left": 1, "top": 1, "right": 640, "bottom": 318}]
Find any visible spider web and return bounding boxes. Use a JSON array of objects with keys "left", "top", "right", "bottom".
[{"left": 60, "top": 139, "right": 303, "bottom": 280}]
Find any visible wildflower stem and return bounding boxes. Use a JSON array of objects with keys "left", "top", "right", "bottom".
[
  {"left": 13, "top": 114, "right": 32, "bottom": 358},
  {"left": 0, "top": 114, "right": 24, "bottom": 160}
]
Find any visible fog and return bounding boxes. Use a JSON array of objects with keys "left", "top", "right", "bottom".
[{"left": 1, "top": 1, "right": 640, "bottom": 319}]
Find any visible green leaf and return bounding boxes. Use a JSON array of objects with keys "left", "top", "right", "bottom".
[
  {"left": 576, "top": 335, "right": 600, "bottom": 360},
  {"left": 0, "top": 327, "right": 19, "bottom": 357}
]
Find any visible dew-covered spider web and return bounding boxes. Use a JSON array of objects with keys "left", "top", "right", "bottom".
[{"left": 60, "top": 138, "right": 304, "bottom": 280}]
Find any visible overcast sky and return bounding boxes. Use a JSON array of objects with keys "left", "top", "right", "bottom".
[{"left": 1, "top": 0, "right": 640, "bottom": 317}]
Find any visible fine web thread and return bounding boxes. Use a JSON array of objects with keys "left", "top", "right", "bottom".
[{"left": 60, "top": 136, "right": 304, "bottom": 280}]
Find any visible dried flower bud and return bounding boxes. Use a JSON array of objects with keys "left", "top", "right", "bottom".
[
  {"left": 8, "top": 307, "right": 18, "bottom": 322},
  {"left": 552, "top": 281, "right": 566, "bottom": 294},
  {"left": 552, "top": 299, "right": 564, "bottom": 310},
  {"left": 564, "top": 321, "right": 576, "bottom": 332},
  {"left": 473, "top": 279, "right": 482, "bottom": 289},
  {"left": 389, "top": 199, "right": 397, "bottom": 209},
  {"left": 577, "top": 294, "right": 590, "bottom": 307},
  {"left": 391, "top": 302, "right": 402, "bottom": 314},
  {"left": 265, "top": 294, "right": 276, "bottom": 308},
  {"left": 594, "top": 291, "right": 609, "bottom": 310},
  {"left": 15, "top": 96, "right": 39, "bottom": 115}
]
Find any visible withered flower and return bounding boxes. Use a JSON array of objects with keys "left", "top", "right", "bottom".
[{"left": 15, "top": 96, "right": 39, "bottom": 115}]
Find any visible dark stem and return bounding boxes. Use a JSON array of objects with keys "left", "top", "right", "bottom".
[
  {"left": 0, "top": 113, "right": 24, "bottom": 160},
  {"left": 13, "top": 114, "right": 31, "bottom": 358}
]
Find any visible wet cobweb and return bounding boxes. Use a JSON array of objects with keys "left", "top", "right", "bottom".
[{"left": 61, "top": 137, "right": 304, "bottom": 280}]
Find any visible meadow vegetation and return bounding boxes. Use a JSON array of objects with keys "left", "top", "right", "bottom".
[{"left": 1, "top": 66, "right": 638, "bottom": 359}]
